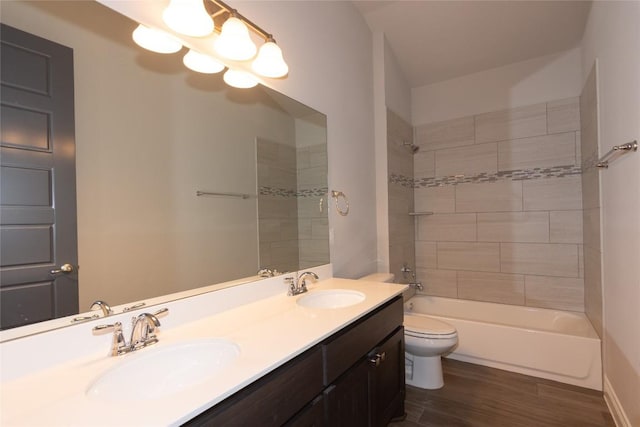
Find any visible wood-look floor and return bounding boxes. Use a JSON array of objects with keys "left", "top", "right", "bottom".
[{"left": 390, "top": 359, "right": 615, "bottom": 427}]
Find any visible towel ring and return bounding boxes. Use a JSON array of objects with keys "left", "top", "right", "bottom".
[{"left": 331, "top": 190, "right": 349, "bottom": 216}]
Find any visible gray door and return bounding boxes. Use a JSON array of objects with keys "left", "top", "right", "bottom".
[{"left": 0, "top": 24, "right": 78, "bottom": 329}]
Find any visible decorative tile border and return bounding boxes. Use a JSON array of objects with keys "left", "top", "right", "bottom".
[
  {"left": 259, "top": 186, "right": 328, "bottom": 198},
  {"left": 390, "top": 165, "right": 582, "bottom": 189}
]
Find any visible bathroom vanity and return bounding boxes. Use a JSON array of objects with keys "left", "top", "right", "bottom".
[
  {"left": 185, "top": 296, "right": 404, "bottom": 426},
  {"left": 0, "top": 276, "right": 407, "bottom": 426}
]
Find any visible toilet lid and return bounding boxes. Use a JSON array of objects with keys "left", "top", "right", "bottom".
[{"left": 404, "top": 314, "right": 457, "bottom": 339}]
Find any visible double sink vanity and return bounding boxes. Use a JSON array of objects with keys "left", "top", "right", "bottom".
[{"left": 0, "top": 270, "right": 407, "bottom": 426}]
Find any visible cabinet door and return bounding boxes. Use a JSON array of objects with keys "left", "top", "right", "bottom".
[
  {"left": 284, "top": 395, "right": 324, "bottom": 427},
  {"left": 183, "top": 347, "right": 323, "bottom": 427},
  {"left": 369, "top": 327, "right": 405, "bottom": 427},
  {"left": 324, "top": 358, "right": 369, "bottom": 427}
]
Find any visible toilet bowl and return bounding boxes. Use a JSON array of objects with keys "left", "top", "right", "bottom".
[
  {"left": 403, "top": 313, "right": 457, "bottom": 389},
  {"left": 358, "top": 272, "right": 458, "bottom": 390}
]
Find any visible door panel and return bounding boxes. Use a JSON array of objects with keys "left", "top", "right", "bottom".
[
  {"left": 0, "top": 40, "right": 50, "bottom": 95},
  {"left": 0, "top": 105, "right": 51, "bottom": 151},
  {"left": 0, "top": 166, "right": 52, "bottom": 205},
  {"left": 0, "top": 282, "right": 54, "bottom": 329},
  {"left": 0, "top": 23, "right": 78, "bottom": 329}
]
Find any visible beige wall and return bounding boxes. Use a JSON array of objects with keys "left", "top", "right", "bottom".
[
  {"left": 580, "top": 65, "right": 603, "bottom": 338},
  {"left": 412, "top": 99, "right": 584, "bottom": 310},
  {"left": 412, "top": 47, "right": 582, "bottom": 125},
  {"left": 581, "top": 2, "right": 640, "bottom": 425}
]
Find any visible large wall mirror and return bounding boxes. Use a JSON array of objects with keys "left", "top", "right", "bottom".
[{"left": 0, "top": 1, "right": 329, "bottom": 335}]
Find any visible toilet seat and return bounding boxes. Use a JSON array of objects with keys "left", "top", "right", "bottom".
[{"left": 404, "top": 314, "right": 457, "bottom": 339}]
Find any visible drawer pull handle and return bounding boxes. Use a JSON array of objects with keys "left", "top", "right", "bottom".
[{"left": 368, "top": 352, "right": 386, "bottom": 367}]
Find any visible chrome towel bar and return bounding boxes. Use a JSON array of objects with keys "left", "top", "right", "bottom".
[
  {"left": 196, "top": 191, "right": 253, "bottom": 199},
  {"left": 596, "top": 140, "right": 637, "bottom": 169}
]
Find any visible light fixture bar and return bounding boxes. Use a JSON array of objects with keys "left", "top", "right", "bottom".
[{"left": 207, "top": 0, "right": 274, "bottom": 41}]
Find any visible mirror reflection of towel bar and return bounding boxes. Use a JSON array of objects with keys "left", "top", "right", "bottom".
[{"left": 196, "top": 191, "right": 253, "bottom": 199}]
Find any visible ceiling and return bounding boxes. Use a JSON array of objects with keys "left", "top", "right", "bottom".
[{"left": 353, "top": 1, "right": 591, "bottom": 88}]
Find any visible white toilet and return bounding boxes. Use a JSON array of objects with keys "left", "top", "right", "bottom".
[{"left": 359, "top": 273, "right": 458, "bottom": 390}]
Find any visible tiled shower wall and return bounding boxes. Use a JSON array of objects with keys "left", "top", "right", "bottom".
[
  {"left": 580, "top": 65, "right": 603, "bottom": 336},
  {"left": 387, "top": 109, "right": 416, "bottom": 283},
  {"left": 410, "top": 98, "right": 585, "bottom": 311}
]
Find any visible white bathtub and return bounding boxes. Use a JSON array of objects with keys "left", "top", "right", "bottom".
[{"left": 405, "top": 295, "right": 602, "bottom": 390}]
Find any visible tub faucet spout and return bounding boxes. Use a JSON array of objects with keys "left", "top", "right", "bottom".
[{"left": 409, "top": 282, "right": 424, "bottom": 291}]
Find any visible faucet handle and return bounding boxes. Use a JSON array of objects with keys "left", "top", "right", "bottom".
[
  {"left": 93, "top": 322, "right": 128, "bottom": 356},
  {"left": 284, "top": 276, "right": 295, "bottom": 295},
  {"left": 153, "top": 307, "right": 169, "bottom": 317}
]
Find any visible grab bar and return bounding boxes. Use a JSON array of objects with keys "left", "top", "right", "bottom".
[
  {"left": 596, "top": 140, "right": 637, "bottom": 169},
  {"left": 196, "top": 191, "right": 253, "bottom": 199}
]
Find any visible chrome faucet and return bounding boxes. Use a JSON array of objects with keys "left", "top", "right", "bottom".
[
  {"left": 409, "top": 281, "right": 424, "bottom": 291},
  {"left": 401, "top": 264, "right": 424, "bottom": 291},
  {"left": 286, "top": 271, "right": 319, "bottom": 296},
  {"left": 92, "top": 308, "right": 168, "bottom": 356},
  {"left": 90, "top": 300, "right": 113, "bottom": 317},
  {"left": 129, "top": 313, "right": 161, "bottom": 351}
]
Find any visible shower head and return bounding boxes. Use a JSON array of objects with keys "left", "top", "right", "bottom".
[{"left": 403, "top": 141, "right": 420, "bottom": 154}]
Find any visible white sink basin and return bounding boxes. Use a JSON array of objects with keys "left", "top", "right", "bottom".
[
  {"left": 87, "top": 338, "right": 239, "bottom": 401},
  {"left": 297, "top": 289, "right": 365, "bottom": 309}
]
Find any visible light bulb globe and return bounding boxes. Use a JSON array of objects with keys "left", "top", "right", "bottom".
[
  {"left": 252, "top": 41, "right": 289, "bottom": 78},
  {"left": 214, "top": 17, "right": 257, "bottom": 61},
  {"left": 132, "top": 24, "right": 182, "bottom": 54},
  {"left": 183, "top": 50, "right": 225, "bottom": 74},
  {"left": 162, "top": 0, "right": 214, "bottom": 37},
  {"left": 223, "top": 69, "right": 258, "bottom": 89}
]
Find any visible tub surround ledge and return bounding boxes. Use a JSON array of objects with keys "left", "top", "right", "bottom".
[{"left": 0, "top": 271, "right": 407, "bottom": 426}]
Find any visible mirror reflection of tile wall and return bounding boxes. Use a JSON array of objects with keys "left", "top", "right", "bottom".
[
  {"left": 257, "top": 138, "right": 300, "bottom": 273},
  {"left": 297, "top": 141, "right": 329, "bottom": 270},
  {"left": 257, "top": 129, "right": 329, "bottom": 273}
]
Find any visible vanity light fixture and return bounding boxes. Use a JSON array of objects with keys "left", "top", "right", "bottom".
[
  {"left": 183, "top": 49, "right": 225, "bottom": 73},
  {"left": 223, "top": 69, "right": 258, "bottom": 88},
  {"left": 163, "top": 0, "right": 214, "bottom": 37},
  {"left": 132, "top": 24, "right": 182, "bottom": 54},
  {"left": 132, "top": 0, "right": 289, "bottom": 87}
]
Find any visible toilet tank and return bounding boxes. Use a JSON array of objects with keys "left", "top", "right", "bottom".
[{"left": 359, "top": 273, "right": 395, "bottom": 283}]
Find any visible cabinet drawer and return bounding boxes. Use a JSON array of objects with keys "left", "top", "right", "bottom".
[
  {"left": 184, "top": 346, "right": 323, "bottom": 427},
  {"left": 322, "top": 296, "right": 403, "bottom": 385}
]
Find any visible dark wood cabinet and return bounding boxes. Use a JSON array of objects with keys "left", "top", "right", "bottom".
[
  {"left": 324, "top": 358, "right": 370, "bottom": 427},
  {"left": 369, "top": 327, "right": 406, "bottom": 427},
  {"left": 284, "top": 395, "right": 325, "bottom": 427},
  {"left": 184, "top": 296, "right": 404, "bottom": 427}
]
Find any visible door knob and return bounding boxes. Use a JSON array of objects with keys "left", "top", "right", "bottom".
[{"left": 50, "top": 263, "right": 75, "bottom": 275}]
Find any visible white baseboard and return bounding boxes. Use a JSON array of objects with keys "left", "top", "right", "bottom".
[{"left": 603, "top": 375, "right": 632, "bottom": 427}]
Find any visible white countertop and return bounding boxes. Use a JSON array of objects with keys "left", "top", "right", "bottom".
[{"left": 0, "top": 278, "right": 406, "bottom": 426}]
